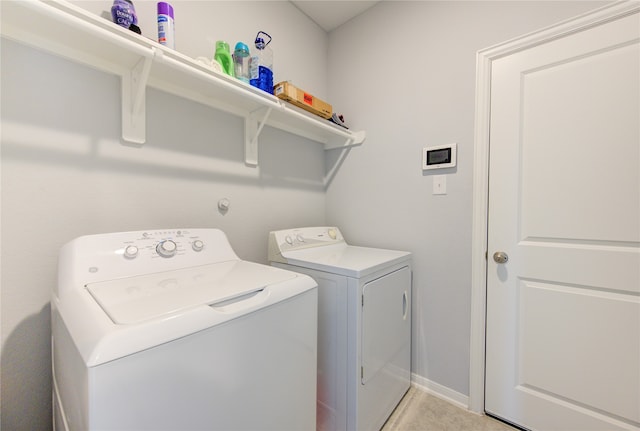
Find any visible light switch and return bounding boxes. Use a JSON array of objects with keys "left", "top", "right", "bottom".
[{"left": 433, "top": 175, "right": 446, "bottom": 195}]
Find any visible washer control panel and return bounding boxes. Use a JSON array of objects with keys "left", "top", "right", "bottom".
[
  {"left": 117, "top": 229, "right": 207, "bottom": 260},
  {"left": 58, "top": 228, "right": 240, "bottom": 289},
  {"left": 268, "top": 227, "right": 345, "bottom": 261}
]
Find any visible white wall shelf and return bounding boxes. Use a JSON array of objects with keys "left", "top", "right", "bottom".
[{"left": 0, "top": 0, "right": 365, "bottom": 166}]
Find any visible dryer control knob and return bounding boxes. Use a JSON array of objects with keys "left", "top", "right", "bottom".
[
  {"left": 296, "top": 234, "right": 305, "bottom": 243},
  {"left": 192, "top": 240, "right": 204, "bottom": 252},
  {"left": 328, "top": 228, "right": 337, "bottom": 239},
  {"left": 285, "top": 235, "right": 294, "bottom": 245},
  {"left": 123, "top": 245, "right": 139, "bottom": 259},
  {"left": 156, "top": 240, "right": 178, "bottom": 258}
]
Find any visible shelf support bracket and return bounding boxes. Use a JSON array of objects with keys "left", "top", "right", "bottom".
[
  {"left": 244, "top": 106, "right": 273, "bottom": 166},
  {"left": 324, "top": 130, "right": 366, "bottom": 150},
  {"left": 325, "top": 136, "right": 354, "bottom": 150},
  {"left": 121, "top": 50, "right": 155, "bottom": 144}
]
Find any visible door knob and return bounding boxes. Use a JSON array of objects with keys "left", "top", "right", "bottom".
[{"left": 493, "top": 251, "right": 509, "bottom": 264}]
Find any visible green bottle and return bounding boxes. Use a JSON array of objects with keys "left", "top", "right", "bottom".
[{"left": 214, "top": 41, "right": 235, "bottom": 77}]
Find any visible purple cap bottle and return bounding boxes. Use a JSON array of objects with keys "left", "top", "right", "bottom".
[{"left": 157, "top": 2, "right": 175, "bottom": 49}]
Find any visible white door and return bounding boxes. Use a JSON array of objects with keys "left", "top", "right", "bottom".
[{"left": 485, "top": 7, "right": 640, "bottom": 431}]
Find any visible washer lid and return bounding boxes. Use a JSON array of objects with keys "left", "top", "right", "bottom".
[
  {"left": 281, "top": 243, "right": 411, "bottom": 278},
  {"left": 86, "top": 260, "right": 297, "bottom": 324}
]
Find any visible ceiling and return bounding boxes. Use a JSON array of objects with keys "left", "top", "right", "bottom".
[{"left": 291, "top": 1, "right": 380, "bottom": 32}]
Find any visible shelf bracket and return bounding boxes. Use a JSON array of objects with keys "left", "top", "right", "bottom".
[
  {"left": 324, "top": 130, "right": 366, "bottom": 150},
  {"left": 121, "top": 49, "right": 155, "bottom": 144},
  {"left": 244, "top": 106, "right": 273, "bottom": 166},
  {"left": 325, "top": 136, "right": 354, "bottom": 150}
]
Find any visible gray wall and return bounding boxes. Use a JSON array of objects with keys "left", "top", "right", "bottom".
[{"left": 326, "top": 0, "right": 607, "bottom": 399}]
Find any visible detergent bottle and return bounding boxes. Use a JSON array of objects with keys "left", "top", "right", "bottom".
[
  {"left": 111, "top": 0, "right": 139, "bottom": 33},
  {"left": 214, "top": 41, "right": 235, "bottom": 77}
]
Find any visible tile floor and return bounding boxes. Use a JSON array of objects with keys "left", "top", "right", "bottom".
[{"left": 382, "top": 387, "right": 516, "bottom": 431}]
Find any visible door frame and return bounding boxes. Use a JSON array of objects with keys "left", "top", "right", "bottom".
[{"left": 468, "top": 0, "right": 640, "bottom": 414}]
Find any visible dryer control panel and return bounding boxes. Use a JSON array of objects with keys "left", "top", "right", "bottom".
[{"left": 268, "top": 227, "right": 345, "bottom": 263}]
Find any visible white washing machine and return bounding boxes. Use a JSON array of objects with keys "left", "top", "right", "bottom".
[
  {"left": 268, "top": 227, "right": 411, "bottom": 431},
  {"left": 53, "top": 228, "right": 318, "bottom": 431}
]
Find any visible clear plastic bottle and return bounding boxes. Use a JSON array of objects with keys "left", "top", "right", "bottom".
[
  {"left": 233, "top": 42, "right": 251, "bottom": 83},
  {"left": 250, "top": 31, "right": 273, "bottom": 94}
]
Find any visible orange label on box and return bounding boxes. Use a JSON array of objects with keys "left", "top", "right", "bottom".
[
  {"left": 273, "top": 82, "right": 332, "bottom": 119},
  {"left": 303, "top": 93, "right": 313, "bottom": 105}
]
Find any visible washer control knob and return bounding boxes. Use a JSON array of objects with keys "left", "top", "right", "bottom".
[
  {"left": 296, "top": 234, "right": 305, "bottom": 243},
  {"left": 192, "top": 240, "right": 204, "bottom": 252},
  {"left": 285, "top": 235, "right": 294, "bottom": 245},
  {"left": 156, "top": 240, "right": 178, "bottom": 258},
  {"left": 123, "top": 245, "right": 139, "bottom": 259},
  {"left": 328, "top": 228, "right": 337, "bottom": 240}
]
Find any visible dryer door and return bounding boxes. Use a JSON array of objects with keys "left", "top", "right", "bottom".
[{"left": 361, "top": 265, "right": 411, "bottom": 385}]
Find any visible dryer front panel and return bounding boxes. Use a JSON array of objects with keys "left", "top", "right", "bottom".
[{"left": 361, "top": 265, "right": 411, "bottom": 385}]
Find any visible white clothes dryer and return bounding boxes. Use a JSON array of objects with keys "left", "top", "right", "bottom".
[
  {"left": 268, "top": 227, "right": 411, "bottom": 431},
  {"left": 53, "top": 228, "right": 317, "bottom": 431}
]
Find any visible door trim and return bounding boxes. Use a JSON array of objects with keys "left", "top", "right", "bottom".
[{"left": 469, "top": 0, "right": 640, "bottom": 414}]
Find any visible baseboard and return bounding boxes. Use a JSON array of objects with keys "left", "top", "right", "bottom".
[{"left": 410, "top": 373, "right": 470, "bottom": 410}]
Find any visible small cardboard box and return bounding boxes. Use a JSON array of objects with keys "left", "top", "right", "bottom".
[{"left": 274, "top": 81, "right": 332, "bottom": 119}]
